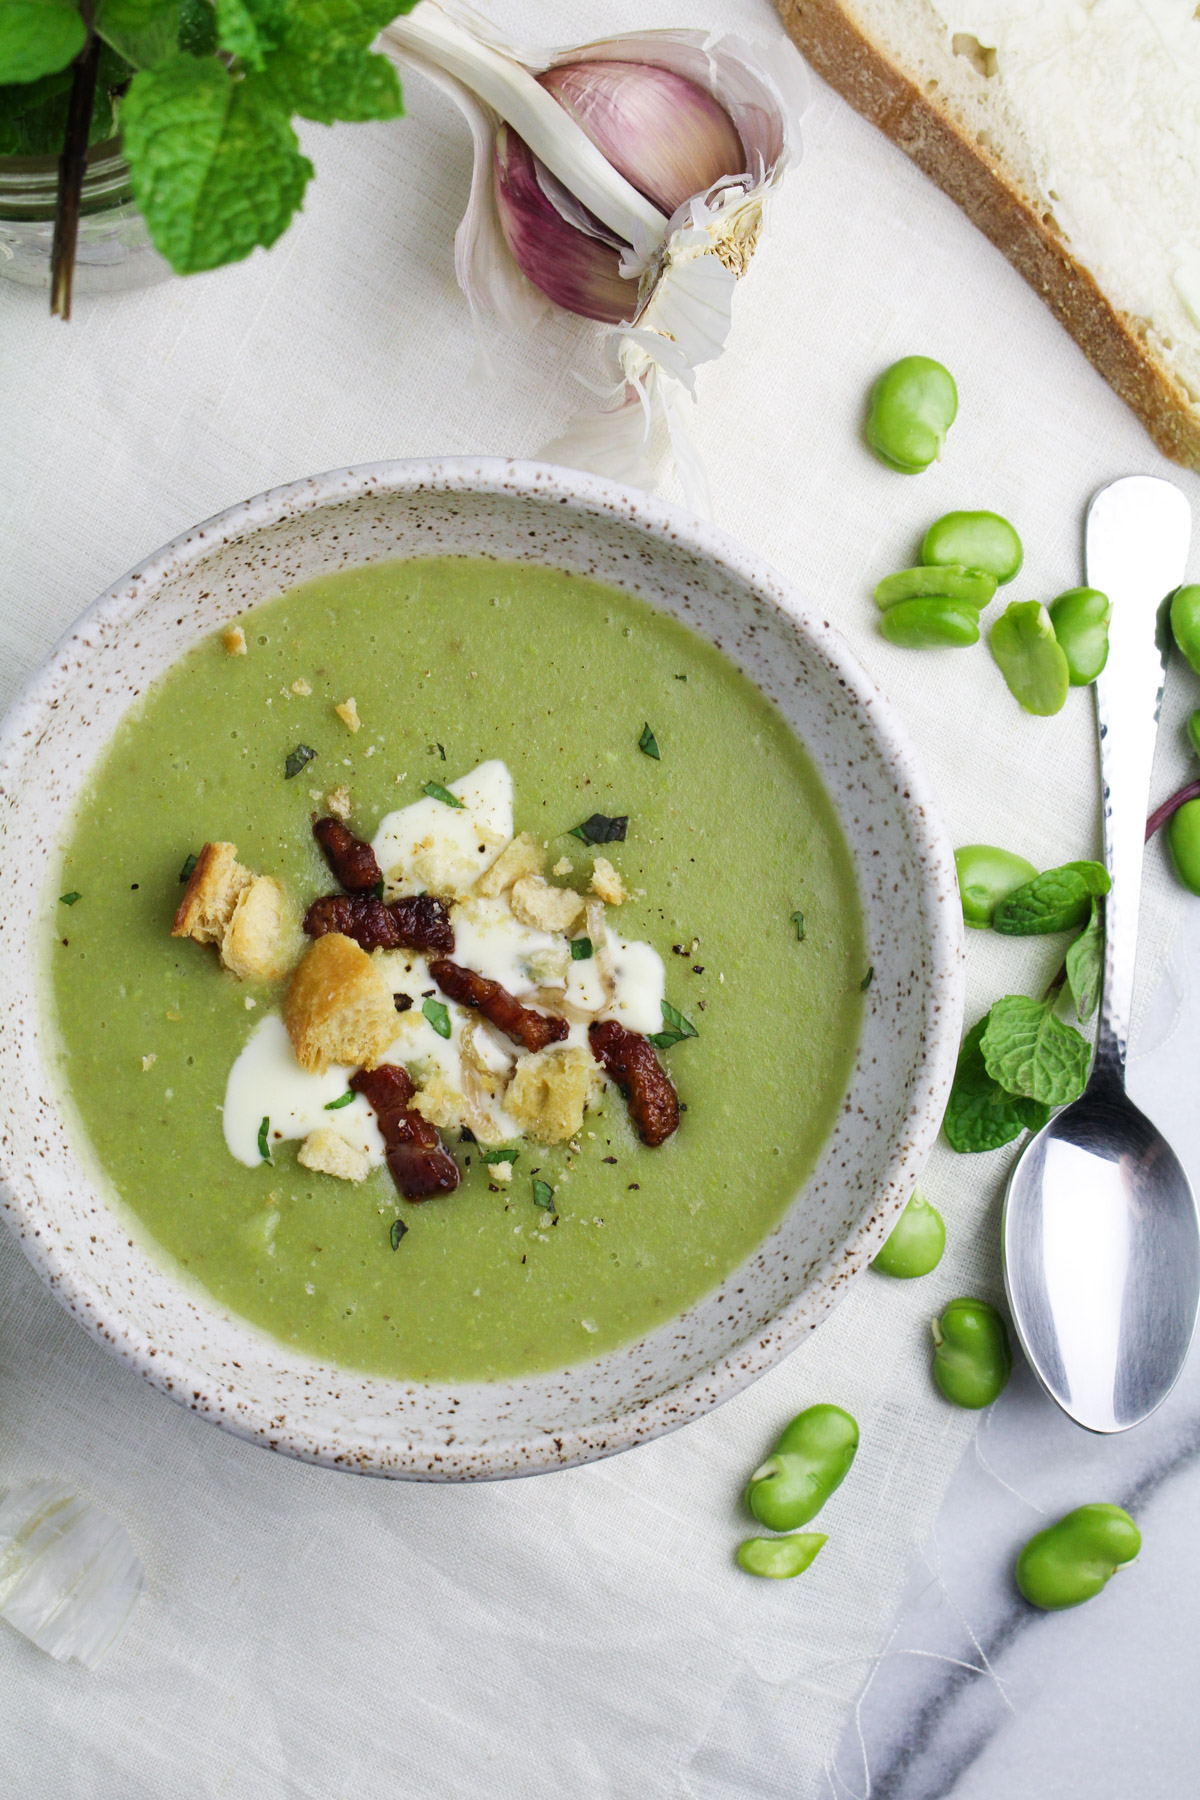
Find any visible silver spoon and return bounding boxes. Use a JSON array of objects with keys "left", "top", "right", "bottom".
[{"left": 1002, "top": 475, "right": 1200, "bottom": 1433}]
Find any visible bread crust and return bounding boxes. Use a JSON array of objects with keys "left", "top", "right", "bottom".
[
  {"left": 774, "top": 0, "right": 1200, "bottom": 470},
  {"left": 284, "top": 932, "right": 399, "bottom": 1074}
]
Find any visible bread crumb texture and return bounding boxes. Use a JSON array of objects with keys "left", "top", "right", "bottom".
[
  {"left": 284, "top": 933, "right": 398, "bottom": 1074},
  {"left": 223, "top": 626, "right": 247, "bottom": 656},
  {"left": 590, "top": 855, "right": 627, "bottom": 905},
  {"left": 506, "top": 1044, "right": 599, "bottom": 1143},
  {"left": 172, "top": 841, "right": 300, "bottom": 983},
  {"left": 473, "top": 831, "right": 543, "bottom": 898},
  {"left": 335, "top": 697, "right": 361, "bottom": 734},
  {"left": 511, "top": 874, "right": 586, "bottom": 935},
  {"left": 325, "top": 784, "right": 352, "bottom": 820},
  {"left": 298, "top": 1128, "right": 370, "bottom": 1182}
]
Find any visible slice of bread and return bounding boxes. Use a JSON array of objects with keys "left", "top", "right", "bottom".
[{"left": 775, "top": 0, "right": 1200, "bottom": 468}]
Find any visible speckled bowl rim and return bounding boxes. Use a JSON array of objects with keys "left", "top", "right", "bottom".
[{"left": 0, "top": 458, "right": 964, "bottom": 1479}]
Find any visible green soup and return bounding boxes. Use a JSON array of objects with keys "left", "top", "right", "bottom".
[{"left": 48, "top": 558, "right": 864, "bottom": 1382}]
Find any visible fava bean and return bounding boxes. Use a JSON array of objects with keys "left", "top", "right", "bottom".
[
  {"left": 1189, "top": 710, "right": 1200, "bottom": 759},
  {"left": 931, "top": 1297, "right": 1012, "bottom": 1408},
  {"left": 922, "top": 511, "right": 1023, "bottom": 584},
  {"left": 874, "top": 566, "right": 997, "bottom": 609},
  {"left": 879, "top": 599, "right": 980, "bottom": 649},
  {"left": 745, "top": 1404, "right": 859, "bottom": 1531},
  {"left": 990, "top": 601, "right": 1069, "bottom": 715},
  {"left": 1170, "top": 584, "right": 1200, "bottom": 675},
  {"left": 1167, "top": 797, "right": 1200, "bottom": 896},
  {"left": 1048, "top": 587, "right": 1111, "bottom": 685},
  {"left": 1016, "top": 1504, "right": 1140, "bottom": 1610},
  {"left": 872, "top": 1188, "right": 945, "bottom": 1278},
  {"left": 865, "top": 356, "right": 958, "bottom": 473},
  {"left": 736, "top": 1533, "right": 827, "bottom": 1579},
  {"left": 954, "top": 843, "right": 1038, "bottom": 929}
]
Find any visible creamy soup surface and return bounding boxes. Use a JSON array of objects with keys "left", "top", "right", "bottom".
[{"left": 48, "top": 558, "right": 864, "bottom": 1382}]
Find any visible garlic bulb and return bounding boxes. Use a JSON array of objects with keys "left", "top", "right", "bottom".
[
  {"left": 383, "top": 2, "right": 806, "bottom": 514},
  {"left": 0, "top": 1481, "right": 145, "bottom": 1669}
]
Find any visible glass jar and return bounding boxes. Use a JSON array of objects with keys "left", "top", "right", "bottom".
[{"left": 0, "top": 137, "right": 168, "bottom": 293}]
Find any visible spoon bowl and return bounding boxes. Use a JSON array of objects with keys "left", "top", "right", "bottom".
[
  {"left": 1003, "top": 1077, "right": 1200, "bottom": 1431},
  {"left": 1002, "top": 475, "right": 1200, "bottom": 1433}
]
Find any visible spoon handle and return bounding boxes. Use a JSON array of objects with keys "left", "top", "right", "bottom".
[{"left": 1086, "top": 476, "right": 1192, "bottom": 1083}]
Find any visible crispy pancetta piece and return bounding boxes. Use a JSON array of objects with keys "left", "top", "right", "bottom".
[
  {"left": 589, "top": 1020, "right": 680, "bottom": 1147},
  {"left": 312, "top": 816, "right": 383, "bottom": 893},
  {"left": 303, "top": 892, "right": 454, "bottom": 955},
  {"left": 349, "top": 1064, "right": 460, "bottom": 1200},
  {"left": 428, "top": 958, "right": 569, "bottom": 1054}
]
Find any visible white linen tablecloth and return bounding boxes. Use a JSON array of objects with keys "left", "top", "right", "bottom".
[{"left": 2, "top": 3, "right": 1198, "bottom": 1794}]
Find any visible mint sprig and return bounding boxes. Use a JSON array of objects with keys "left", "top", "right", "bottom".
[{"left": 0, "top": 0, "right": 413, "bottom": 295}]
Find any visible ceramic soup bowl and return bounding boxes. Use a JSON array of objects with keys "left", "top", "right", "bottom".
[{"left": 0, "top": 459, "right": 964, "bottom": 1478}]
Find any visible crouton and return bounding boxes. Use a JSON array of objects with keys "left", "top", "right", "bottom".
[
  {"left": 410, "top": 1074, "right": 467, "bottom": 1131},
  {"left": 473, "top": 832, "right": 544, "bottom": 898},
  {"left": 335, "top": 697, "right": 361, "bottom": 734},
  {"left": 590, "top": 856, "right": 627, "bottom": 906},
  {"left": 298, "top": 1128, "right": 370, "bottom": 1183},
  {"left": 223, "top": 626, "right": 247, "bottom": 656},
  {"left": 172, "top": 842, "right": 251, "bottom": 945},
  {"left": 511, "top": 874, "right": 585, "bottom": 935},
  {"left": 173, "top": 842, "right": 298, "bottom": 983},
  {"left": 284, "top": 933, "right": 399, "bottom": 1074},
  {"left": 222, "top": 876, "right": 301, "bottom": 983},
  {"left": 506, "top": 1043, "right": 598, "bottom": 1143}
]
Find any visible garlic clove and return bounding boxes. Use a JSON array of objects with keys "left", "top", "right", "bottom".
[
  {"left": 538, "top": 60, "right": 745, "bottom": 216},
  {"left": 494, "top": 126, "right": 638, "bottom": 325}
]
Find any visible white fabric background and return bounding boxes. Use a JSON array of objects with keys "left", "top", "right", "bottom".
[{"left": 2, "top": 2, "right": 1198, "bottom": 1794}]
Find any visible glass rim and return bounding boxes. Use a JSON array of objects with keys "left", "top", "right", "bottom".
[{"left": 0, "top": 136, "right": 124, "bottom": 177}]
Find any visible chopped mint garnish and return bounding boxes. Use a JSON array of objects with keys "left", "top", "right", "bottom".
[
  {"left": 389, "top": 1217, "right": 408, "bottom": 1251},
  {"left": 178, "top": 852, "right": 198, "bottom": 884},
  {"left": 648, "top": 999, "right": 698, "bottom": 1050},
  {"left": 860, "top": 967, "right": 874, "bottom": 991},
  {"left": 59, "top": 891, "right": 82, "bottom": 907},
  {"left": 285, "top": 743, "right": 316, "bottom": 779},
  {"left": 568, "top": 812, "right": 628, "bottom": 845},
  {"left": 638, "top": 722, "right": 660, "bottom": 760},
  {"left": 373, "top": 878, "right": 386, "bottom": 901},
  {"left": 570, "top": 937, "right": 594, "bottom": 962},
  {"left": 257, "top": 1115, "right": 271, "bottom": 1162},
  {"left": 480, "top": 1147, "right": 518, "bottom": 1166},
  {"left": 532, "top": 1177, "right": 556, "bottom": 1212},
  {"left": 324, "top": 1091, "right": 354, "bottom": 1111},
  {"left": 423, "top": 996, "right": 452, "bottom": 1039},
  {"left": 791, "top": 910, "right": 806, "bottom": 941},
  {"left": 423, "top": 781, "right": 463, "bottom": 809},
  {"left": 437, "top": 743, "right": 446, "bottom": 760}
]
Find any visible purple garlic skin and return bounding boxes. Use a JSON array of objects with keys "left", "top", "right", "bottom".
[
  {"left": 493, "top": 125, "right": 635, "bottom": 324},
  {"left": 492, "top": 59, "right": 747, "bottom": 323},
  {"left": 539, "top": 60, "right": 745, "bottom": 216}
]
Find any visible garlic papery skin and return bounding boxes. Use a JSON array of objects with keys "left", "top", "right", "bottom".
[
  {"left": 0, "top": 1481, "right": 145, "bottom": 1669},
  {"left": 382, "top": 3, "right": 807, "bottom": 515},
  {"left": 538, "top": 60, "right": 746, "bottom": 218},
  {"left": 494, "top": 126, "right": 636, "bottom": 325}
]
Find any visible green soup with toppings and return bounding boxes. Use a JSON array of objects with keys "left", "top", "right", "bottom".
[{"left": 47, "top": 558, "right": 864, "bottom": 1382}]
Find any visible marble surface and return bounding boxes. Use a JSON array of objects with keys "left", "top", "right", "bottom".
[{"left": 828, "top": 898, "right": 1200, "bottom": 1799}]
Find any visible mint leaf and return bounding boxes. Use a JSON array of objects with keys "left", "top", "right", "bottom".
[
  {"left": 570, "top": 937, "right": 593, "bottom": 961},
  {"left": 1065, "top": 900, "right": 1104, "bottom": 1023},
  {"left": 648, "top": 998, "right": 698, "bottom": 1050},
  {"left": 323, "top": 1090, "right": 354, "bottom": 1111},
  {"left": 422, "top": 996, "right": 451, "bottom": 1039},
  {"left": 178, "top": 0, "right": 218, "bottom": 56},
  {"left": 284, "top": 741, "right": 317, "bottom": 777},
  {"left": 422, "top": 781, "right": 463, "bottom": 808},
  {"left": 980, "top": 994, "right": 1091, "bottom": 1107},
  {"left": 213, "top": 0, "right": 275, "bottom": 69},
  {"left": 258, "top": 0, "right": 402, "bottom": 125},
  {"left": 568, "top": 813, "right": 627, "bottom": 844},
  {"left": 791, "top": 910, "right": 805, "bottom": 941},
  {"left": 992, "top": 861, "right": 1110, "bottom": 936},
  {"left": 121, "top": 56, "right": 313, "bottom": 274},
  {"left": 479, "top": 1146, "right": 517, "bottom": 1165},
  {"left": 943, "top": 1016, "right": 1050, "bottom": 1154},
  {"left": 638, "top": 722, "right": 660, "bottom": 760},
  {"left": 257, "top": 1114, "right": 272, "bottom": 1161},
  {"left": 532, "top": 1177, "right": 556, "bottom": 1212},
  {"left": 389, "top": 1216, "right": 407, "bottom": 1250},
  {"left": 95, "top": 0, "right": 180, "bottom": 69},
  {"left": 0, "top": 0, "right": 86, "bottom": 86}
]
